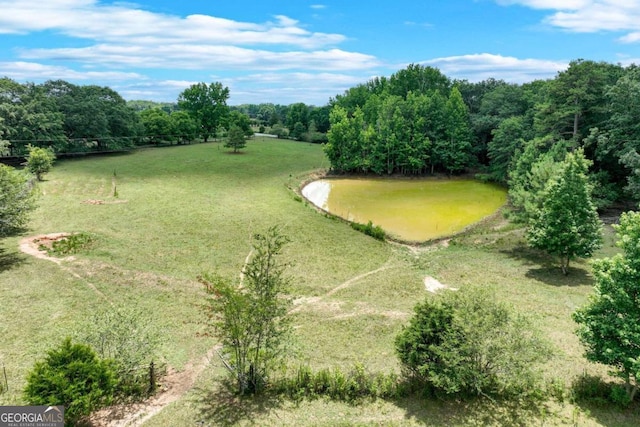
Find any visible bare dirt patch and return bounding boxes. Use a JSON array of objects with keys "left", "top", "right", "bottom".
[
  {"left": 424, "top": 276, "right": 458, "bottom": 293},
  {"left": 82, "top": 199, "right": 128, "bottom": 205},
  {"left": 90, "top": 347, "right": 219, "bottom": 427},
  {"left": 19, "top": 233, "right": 74, "bottom": 264}
]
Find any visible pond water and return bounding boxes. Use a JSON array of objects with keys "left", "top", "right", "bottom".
[{"left": 302, "top": 178, "right": 507, "bottom": 242}]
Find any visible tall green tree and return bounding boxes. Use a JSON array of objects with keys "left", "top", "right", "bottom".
[
  {"left": 43, "top": 81, "right": 142, "bottom": 151},
  {"left": 388, "top": 63, "right": 451, "bottom": 98},
  {"left": 597, "top": 67, "right": 640, "bottom": 195},
  {"left": 285, "top": 102, "right": 310, "bottom": 132},
  {"left": 227, "top": 110, "right": 253, "bottom": 137},
  {"left": 201, "top": 227, "right": 293, "bottom": 394},
  {"left": 487, "top": 116, "right": 528, "bottom": 183},
  {"left": 169, "top": 111, "right": 198, "bottom": 144},
  {"left": 325, "top": 106, "right": 367, "bottom": 173},
  {"left": 508, "top": 136, "right": 567, "bottom": 222},
  {"left": 527, "top": 149, "right": 603, "bottom": 274},
  {"left": 0, "top": 78, "right": 65, "bottom": 154},
  {"left": 538, "top": 60, "right": 623, "bottom": 142},
  {"left": 434, "top": 87, "right": 473, "bottom": 174},
  {"left": 139, "top": 108, "right": 174, "bottom": 144},
  {"left": 178, "top": 82, "right": 230, "bottom": 142},
  {"left": 573, "top": 211, "right": 640, "bottom": 402}
]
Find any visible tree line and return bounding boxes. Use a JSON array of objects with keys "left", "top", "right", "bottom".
[
  {"left": 326, "top": 60, "right": 640, "bottom": 208},
  {"left": 0, "top": 78, "right": 332, "bottom": 157}
]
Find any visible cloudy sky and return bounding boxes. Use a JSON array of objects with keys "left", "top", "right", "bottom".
[{"left": 1, "top": 0, "right": 640, "bottom": 105}]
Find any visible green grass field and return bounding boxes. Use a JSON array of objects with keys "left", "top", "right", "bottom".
[{"left": 1, "top": 138, "right": 638, "bottom": 425}]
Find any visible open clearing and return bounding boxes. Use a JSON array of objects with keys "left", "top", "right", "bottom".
[{"left": 0, "top": 138, "right": 637, "bottom": 425}]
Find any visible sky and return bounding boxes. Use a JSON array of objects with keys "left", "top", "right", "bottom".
[{"left": 2, "top": 0, "right": 640, "bottom": 105}]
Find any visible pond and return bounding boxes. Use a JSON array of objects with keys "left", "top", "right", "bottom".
[{"left": 302, "top": 178, "right": 507, "bottom": 242}]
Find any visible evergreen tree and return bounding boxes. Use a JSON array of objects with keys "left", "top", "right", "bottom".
[
  {"left": 224, "top": 125, "right": 247, "bottom": 153},
  {"left": 527, "top": 148, "right": 603, "bottom": 274}
]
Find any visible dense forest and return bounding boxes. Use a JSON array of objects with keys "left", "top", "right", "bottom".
[
  {"left": 325, "top": 60, "right": 640, "bottom": 209},
  {"left": 2, "top": 59, "right": 640, "bottom": 208}
]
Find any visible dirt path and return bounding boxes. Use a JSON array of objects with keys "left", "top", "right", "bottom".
[
  {"left": 19, "top": 234, "right": 111, "bottom": 302},
  {"left": 289, "top": 262, "right": 396, "bottom": 314},
  {"left": 18, "top": 234, "right": 216, "bottom": 426},
  {"left": 91, "top": 346, "right": 219, "bottom": 427},
  {"left": 17, "top": 235, "right": 440, "bottom": 425}
]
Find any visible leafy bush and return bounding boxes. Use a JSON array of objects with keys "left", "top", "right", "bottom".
[
  {"left": 75, "top": 304, "right": 162, "bottom": 401},
  {"left": 350, "top": 220, "right": 385, "bottom": 241},
  {"left": 23, "top": 338, "right": 116, "bottom": 425},
  {"left": 395, "top": 287, "right": 551, "bottom": 399},
  {"left": 43, "top": 232, "right": 95, "bottom": 256}
]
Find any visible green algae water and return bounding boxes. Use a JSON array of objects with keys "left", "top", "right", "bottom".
[{"left": 302, "top": 178, "right": 507, "bottom": 242}]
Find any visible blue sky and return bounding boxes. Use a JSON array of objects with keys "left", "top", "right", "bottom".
[{"left": 1, "top": 0, "right": 640, "bottom": 105}]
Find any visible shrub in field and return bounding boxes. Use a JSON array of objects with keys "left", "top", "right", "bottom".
[
  {"left": 275, "top": 363, "right": 401, "bottom": 402},
  {"left": 23, "top": 338, "right": 116, "bottom": 425},
  {"left": 26, "top": 145, "right": 56, "bottom": 181},
  {"left": 395, "top": 287, "right": 551, "bottom": 399},
  {"left": 76, "top": 305, "right": 162, "bottom": 401},
  {"left": 43, "top": 232, "right": 95, "bottom": 256},
  {"left": 350, "top": 220, "right": 385, "bottom": 241}
]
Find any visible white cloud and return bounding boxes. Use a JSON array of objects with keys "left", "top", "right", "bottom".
[
  {"left": 117, "top": 73, "right": 370, "bottom": 105},
  {"left": 0, "top": 61, "right": 145, "bottom": 81},
  {"left": 20, "top": 44, "right": 380, "bottom": 71},
  {"left": 224, "top": 72, "right": 365, "bottom": 105},
  {"left": 496, "top": 0, "right": 640, "bottom": 40},
  {"left": 0, "top": 2, "right": 383, "bottom": 104},
  {"left": 0, "top": 0, "right": 344, "bottom": 48},
  {"left": 496, "top": 0, "right": 590, "bottom": 9},
  {"left": 421, "top": 53, "right": 568, "bottom": 82}
]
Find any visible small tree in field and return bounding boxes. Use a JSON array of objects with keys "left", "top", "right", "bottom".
[
  {"left": 224, "top": 125, "right": 247, "bottom": 153},
  {"left": 201, "top": 227, "right": 292, "bottom": 394},
  {"left": 26, "top": 145, "right": 56, "bottom": 181},
  {"left": 527, "top": 148, "right": 602, "bottom": 275},
  {"left": 573, "top": 211, "right": 640, "bottom": 402}
]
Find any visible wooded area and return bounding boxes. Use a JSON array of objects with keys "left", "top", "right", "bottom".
[
  {"left": 326, "top": 61, "right": 640, "bottom": 209},
  {"left": 2, "top": 59, "right": 640, "bottom": 208}
]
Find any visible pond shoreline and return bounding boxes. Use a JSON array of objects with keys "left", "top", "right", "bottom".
[{"left": 298, "top": 171, "right": 507, "bottom": 246}]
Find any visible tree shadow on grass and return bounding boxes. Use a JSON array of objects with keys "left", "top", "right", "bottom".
[
  {"left": 500, "top": 244, "right": 594, "bottom": 287},
  {"left": 192, "top": 383, "right": 284, "bottom": 427},
  {"left": 0, "top": 246, "right": 26, "bottom": 273},
  {"left": 395, "top": 394, "right": 549, "bottom": 426}
]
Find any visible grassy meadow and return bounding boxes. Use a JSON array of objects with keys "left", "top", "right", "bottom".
[{"left": 0, "top": 137, "right": 638, "bottom": 425}]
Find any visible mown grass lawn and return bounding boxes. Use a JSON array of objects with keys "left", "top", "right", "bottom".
[{"left": 1, "top": 137, "right": 639, "bottom": 425}]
